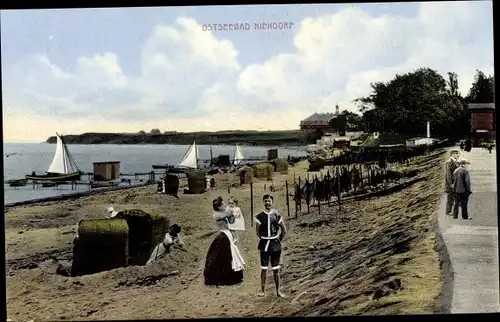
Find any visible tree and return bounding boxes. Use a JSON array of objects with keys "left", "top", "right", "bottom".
[
  {"left": 150, "top": 128, "right": 161, "bottom": 134},
  {"left": 466, "top": 70, "right": 494, "bottom": 103},
  {"left": 328, "top": 110, "right": 363, "bottom": 135},
  {"left": 138, "top": 130, "right": 146, "bottom": 135},
  {"left": 447, "top": 72, "right": 460, "bottom": 97},
  {"left": 329, "top": 114, "right": 348, "bottom": 136},
  {"left": 354, "top": 67, "right": 464, "bottom": 136},
  {"left": 490, "top": 74, "right": 495, "bottom": 99}
]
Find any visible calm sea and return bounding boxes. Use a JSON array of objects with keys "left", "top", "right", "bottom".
[{"left": 3, "top": 143, "right": 307, "bottom": 205}]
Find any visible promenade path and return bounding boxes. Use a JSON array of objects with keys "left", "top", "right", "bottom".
[{"left": 438, "top": 147, "right": 499, "bottom": 313}]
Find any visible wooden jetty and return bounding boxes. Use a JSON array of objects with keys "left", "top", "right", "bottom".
[{"left": 21, "top": 170, "right": 165, "bottom": 191}]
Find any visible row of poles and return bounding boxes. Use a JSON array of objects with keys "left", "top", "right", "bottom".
[{"left": 246, "top": 142, "right": 453, "bottom": 226}]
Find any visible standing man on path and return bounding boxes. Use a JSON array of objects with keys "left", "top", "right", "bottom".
[
  {"left": 464, "top": 139, "right": 472, "bottom": 152},
  {"left": 255, "top": 194, "right": 287, "bottom": 298},
  {"left": 445, "top": 150, "right": 459, "bottom": 216},
  {"left": 452, "top": 158, "right": 473, "bottom": 220}
]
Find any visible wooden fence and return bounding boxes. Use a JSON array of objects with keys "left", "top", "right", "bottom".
[{"left": 245, "top": 141, "right": 452, "bottom": 226}]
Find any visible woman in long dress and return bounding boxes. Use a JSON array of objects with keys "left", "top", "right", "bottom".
[{"left": 204, "top": 197, "right": 245, "bottom": 286}]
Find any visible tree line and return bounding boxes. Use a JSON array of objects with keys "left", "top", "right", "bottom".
[{"left": 328, "top": 68, "right": 494, "bottom": 139}]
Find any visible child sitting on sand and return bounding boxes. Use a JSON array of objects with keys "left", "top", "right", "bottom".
[{"left": 146, "top": 224, "right": 184, "bottom": 265}]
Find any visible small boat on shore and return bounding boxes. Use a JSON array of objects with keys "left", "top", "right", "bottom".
[
  {"left": 26, "top": 133, "right": 82, "bottom": 182},
  {"left": 8, "top": 179, "right": 28, "bottom": 187},
  {"left": 152, "top": 164, "right": 170, "bottom": 169}
]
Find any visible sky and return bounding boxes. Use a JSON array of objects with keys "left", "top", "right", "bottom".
[{"left": 1, "top": 1, "right": 494, "bottom": 142}]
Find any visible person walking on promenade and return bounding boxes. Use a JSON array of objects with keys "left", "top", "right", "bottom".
[
  {"left": 452, "top": 158, "right": 472, "bottom": 220},
  {"left": 254, "top": 194, "right": 287, "bottom": 298},
  {"left": 444, "top": 150, "right": 459, "bottom": 216},
  {"left": 464, "top": 139, "right": 472, "bottom": 152}
]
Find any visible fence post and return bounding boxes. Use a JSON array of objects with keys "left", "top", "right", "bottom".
[
  {"left": 250, "top": 182, "right": 254, "bottom": 227},
  {"left": 285, "top": 180, "right": 290, "bottom": 218},
  {"left": 315, "top": 176, "right": 321, "bottom": 216},
  {"left": 327, "top": 171, "right": 331, "bottom": 207},
  {"left": 337, "top": 167, "right": 342, "bottom": 211},
  {"left": 298, "top": 177, "right": 302, "bottom": 212},
  {"left": 295, "top": 178, "right": 299, "bottom": 219},
  {"left": 360, "top": 164, "right": 364, "bottom": 190},
  {"left": 306, "top": 179, "right": 310, "bottom": 214}
]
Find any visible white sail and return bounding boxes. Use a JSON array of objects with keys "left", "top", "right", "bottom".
[
  {"left": 47, "top": 133, "right": 80, "bottom": 174},
  {"left": 233, "top": 143, "right": 244, "bottom": 165},
  {"left": 178, "top": 141, "right": 198, "bottom": 169}
]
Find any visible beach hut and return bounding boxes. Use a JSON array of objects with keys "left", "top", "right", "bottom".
[{"left": 93, "top": 161, "right": 121, "bottom": 181}]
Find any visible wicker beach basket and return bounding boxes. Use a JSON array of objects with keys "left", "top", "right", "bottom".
[
  {"left": 267, "top": 149, "right": 278, "bottom": 161},
  {"left": 238, "top": 166, "right": 254, "bottom": 185},
  {"left": 187, "top": 170, "right": 207, "bottom": 194},
  {"left": 252, "top": 163, "right": 274, "bottom": 181},
  {"left": 164, "top": 174, "right": 180, "bottom": 196},
  {"left": 71, "top": 218, "right": 129, "bottom": 276},
  {"left": 116, "top": 209, "right": 170, "bottom": 265},
  {"left": 273, "top": 159, "right": 290, "bottom": 174}
]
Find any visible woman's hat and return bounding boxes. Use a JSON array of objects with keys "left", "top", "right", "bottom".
[{"left": 106, "top": 206, "right": 119, "bottom": 218}]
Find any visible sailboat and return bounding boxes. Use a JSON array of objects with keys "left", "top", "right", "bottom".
[
  {"left": 26, "top": 133, "right": 82, "bottom": 182},
  {"left": 177, "top": 141, "right": 199, "bottom": 170},
  {"left": 233, "top": 143, "right": 244, "bottom": 165},
  {"left": 152, "top": 140, "right": 201, "bottom": 171}
]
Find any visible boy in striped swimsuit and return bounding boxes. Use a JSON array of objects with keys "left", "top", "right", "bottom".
[{"left": 254, "top": 194, "right": 287, "bottom": 298}]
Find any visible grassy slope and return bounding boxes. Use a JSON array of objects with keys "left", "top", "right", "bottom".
[{"left": 46, "top": 130, "right": 306, "bottom": 146}]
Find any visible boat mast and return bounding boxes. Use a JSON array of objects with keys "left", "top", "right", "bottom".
[
  {"left": 209, "top": 145, "right": 213, "bottom": 167},
  {"left": 194, "top": 133, "right": 198, "bottom": 169}
]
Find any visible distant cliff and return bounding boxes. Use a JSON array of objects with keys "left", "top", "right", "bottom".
[{"left": 46, "top": 130, "right": 306, "bottom": 146}]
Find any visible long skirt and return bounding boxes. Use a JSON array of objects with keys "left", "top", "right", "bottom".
[{"left": 204, "top": 232, "right": 243, "bottom": 286}]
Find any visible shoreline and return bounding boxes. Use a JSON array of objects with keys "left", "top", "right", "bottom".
[{"left": 4, "top": 182, "right": 155, "bottom": 209}]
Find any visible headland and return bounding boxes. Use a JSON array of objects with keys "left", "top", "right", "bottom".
[{"left": 46, "top": 130, "right": 306, "bottom": 146}]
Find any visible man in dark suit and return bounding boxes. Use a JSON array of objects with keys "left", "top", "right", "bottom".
[
  {"left": 452, "top": 158, "right": 472, "bottom": 220},
  {"left": 464, "top": 139, "right": 472, "bottom": 152},
  {"left": 444, "top": 150, "right": 459, "bottom": 216}
]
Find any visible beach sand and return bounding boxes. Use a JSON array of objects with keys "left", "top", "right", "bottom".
[{"left": 5, "top": 153, "right": 446, "bottom": 320}]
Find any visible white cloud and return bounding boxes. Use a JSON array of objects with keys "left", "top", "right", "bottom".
[{"left": 2, "top": 2, "right": 494, "bottom": 142}]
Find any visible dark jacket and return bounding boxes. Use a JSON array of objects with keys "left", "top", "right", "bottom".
[
  {"left": 445, "top": 158, "right": 458, "bottom": 192},
  {"left": 452, "top": 166, "right": 471, "bottom": 194}
]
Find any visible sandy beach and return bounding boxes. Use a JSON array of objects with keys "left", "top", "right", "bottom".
[{"left": 5, "top": 152, "right": 446, "bottom": 320}]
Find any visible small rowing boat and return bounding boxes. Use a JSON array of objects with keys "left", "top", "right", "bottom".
[{"left": 8, "top": 179, "right": 28, "bottom": 187}]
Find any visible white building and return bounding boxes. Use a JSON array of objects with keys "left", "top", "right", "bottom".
[{"left": 406, "top": 137, "right": 436, "bottom": 147}]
